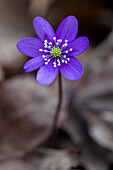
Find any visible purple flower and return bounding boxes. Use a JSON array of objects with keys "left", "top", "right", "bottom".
[{"left": 17, "top": 16, "right": 89, "bottom": 85}]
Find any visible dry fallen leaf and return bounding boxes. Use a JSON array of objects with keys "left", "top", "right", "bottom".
[
  {"left": 88, "top": 113, "right": 113, "bottom": 151},
  {"left": 0, "top": 65, "right": 4, "bottom": 82},
  {"left": 29, "top": 0, "right": 55, "bottom": 17},
  {"left": 0, "top": 0, "right": 33, "bottom": 75},
  {"left": 63, "top": 104, "right": 109, "bottom": 170},
  {"left": 0, "top": 75, "right": 66, "bottom": 157},
  {"left": 0, "top": 148, "right": 81, "bottom": 170}
]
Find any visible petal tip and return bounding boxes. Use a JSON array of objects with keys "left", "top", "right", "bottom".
[
  {"left": 33, "top": 16, "right": 55, "bottom": 41},
  {"left": 36, "top": 77, "right": 52, "bottom": 86},
  {"left": 56, "top": 15, "right": 78, "bottom": 41},
  {"left": 16, "top": 38, "right": 27, "bottom": 52},
  {"left": 23, "top": 64, "right": 29, "bottom": 73},
  {"left": 82, "top": 36, "right": 89, "bottom": 51},
  {"left": 67, "top": 15, "right": 78, "bottom": 22},
  {"left": 23, "top": 67, "right": 29, "bottom": 73},
  {"left": 33, "top": 16, "right": 42, "bottom": 25},
  {"left": 16, "top": 40, "right": 21, "bottom": 51}
]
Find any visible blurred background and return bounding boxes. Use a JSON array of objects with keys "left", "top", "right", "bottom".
[{"left": 0, "top": 0, "right": 113, "bottom": 169}]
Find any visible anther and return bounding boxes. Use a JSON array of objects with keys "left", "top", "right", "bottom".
[
  {"left": 47, "top": 59, "right": 50, "bottom": 62},
  {"left": 53, "top": 37, "right": 56, "bottom": 40},
  {"left": 57, "top": 39, "right": 62, "bottom": 42},
  {"left": 56, "top": 42, "right": 59, "bottom": 46},
  {"left": 42, "top": 55, "right": 46, "bottom": 58},
  {"left": 62, "top": 43, "right": 68, "bottom": 48},
  {"left": 39, "top": 49, "right": 43, "bottom": 51},
  {"left": 44, "top": 58, "right": 47, "bottom": 61},
  {"left": 49, "top": 42, "right": 52, "bottom": 45},
  {"left": 44, "top": 50, "right": 48, "bottom": 52},
  {"left": 58, "top": 63, "right": 61, "bottom": 66},
  {"left": 48, "top": 46, "right": 51, "bottom": 49},
  {"left": 65, "top": 40, "right": 68, "bottom": 42},
  {"left": 69, "top": 48, "right": 73, "bottom": 51}
]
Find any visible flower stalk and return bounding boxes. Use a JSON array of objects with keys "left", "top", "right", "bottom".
[{"left": 51, "top": 72, "right": 62, "bottom": 134}]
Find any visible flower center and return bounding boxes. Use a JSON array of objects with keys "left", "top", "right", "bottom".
[
  {"left": 50, "top": 46, "right": 61, "bottom": 57},
  {"left": 39, "top": 37, "right": 73, "bottom": 67}
]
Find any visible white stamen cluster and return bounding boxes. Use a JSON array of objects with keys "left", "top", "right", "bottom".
[{"left": 39, "top": 37, "right": 73, "bottom": 67}]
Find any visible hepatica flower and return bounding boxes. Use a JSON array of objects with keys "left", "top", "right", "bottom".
[{"left": 17, "top": 16, "right": 89, "bottom": 85}]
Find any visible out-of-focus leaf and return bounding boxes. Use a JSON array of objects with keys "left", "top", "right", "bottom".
[
  {"left": 0, "top": 75, "right": 66, "bottom": 157},
  {"left": 63, "top": 105, "right": 109, "bottom": 170},
  {"left": 88, "top": 113, "right": 113, "bottom": 151},
  {"left": 0, "top": 65, "right": 4, "bottom": 82},
  {"left": 0, "top": 0, "right": 32, "bottom": 74},
  {"left": 0, "top": 148, "right": 80, "bottom": 170},
  {"left": 69, "top": 52, "right": 113, "bottom": 113},
  {"left": 29, "top": 0, "right": 55, "bottom": 17}
]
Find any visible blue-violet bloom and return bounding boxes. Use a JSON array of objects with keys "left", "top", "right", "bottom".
[{"left": 17, "top": 16, "right": 89, "bottom": 85}]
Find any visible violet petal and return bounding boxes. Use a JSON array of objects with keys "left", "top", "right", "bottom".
[
  {"left": 56, "top": 16, "right": 78, "bottom": 42},
  {"left": 33, "top": 17, "right": 55, "bottom": 41},
  {"left": 36, "top": 60, "right": 58, "bottom": 85},
  {"left": 17, "top": 37, "right": 43, "bottom": 57},
  {"left": 24, "top": 56, "right": 44, "bottom": 73},
  {"left": 60, "top": 57, "right": 83, "bottom": 81},
  {"left": 67, "top": 36, "right": 89, "bottom": 56}
]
